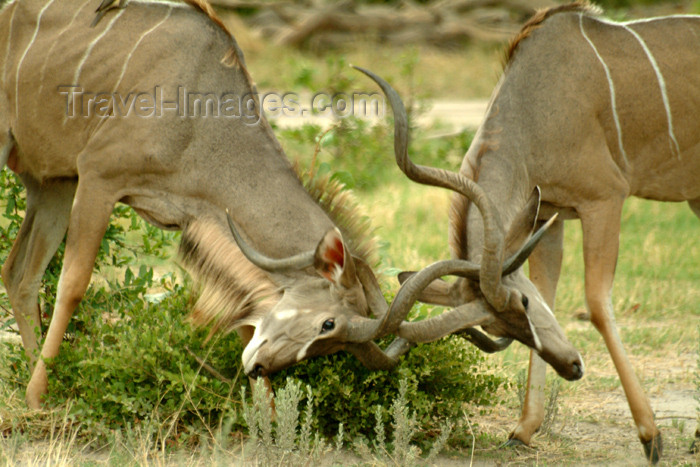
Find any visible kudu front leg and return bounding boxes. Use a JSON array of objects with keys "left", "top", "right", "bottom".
[
  {"left": 25, "top": 180, "right": 117, "bottom": 408},
  {"left": 580, "top": 202, "right": 661, "bottom": 463},
  {"left": 507, "top": 218, "right": 564, "bottom": 447},
  {"left": 1, "top": 176, "right": 75, "bottom": 372}
]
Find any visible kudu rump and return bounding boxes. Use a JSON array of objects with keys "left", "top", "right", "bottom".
[
  {"left": 0, "top": 0, "right": 582, "bottom": 409},
  {"left": 393, "top": 3, "right": 697, "bottom": 463}
]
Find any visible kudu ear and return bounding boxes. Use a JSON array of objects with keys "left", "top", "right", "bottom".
[
  {"left": 504, "top": 187, "right": 541, "bottom": 258},
  {"left": 314, "top": 228, "right": 357, "bottom": 289},
  {"left": 397, "top": 271, "right": 473, "bottom": 307}
]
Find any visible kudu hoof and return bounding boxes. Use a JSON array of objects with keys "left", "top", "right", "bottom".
[
  {"left": 501, "top": 437, "right": 527, "bottom": 449},
  {"left": 574, "top": 310, "right": 590, "bottom": 321},
  {"left": 642, "top": 433, "right": 662, "bottom": 464}
]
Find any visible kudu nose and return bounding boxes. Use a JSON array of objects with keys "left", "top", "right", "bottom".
[
  {"left": 248, "top": 364, "right": 266, "bottom": 379},
  {"left": 571, "top": 359, "right": 584, "bottom": 381}
]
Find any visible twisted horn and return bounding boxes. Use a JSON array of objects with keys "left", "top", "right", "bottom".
[
  {"left": 458, "top": 329, "right": 513, "bottom": 353},
  {"left": 501, "top": 213, "right": 559, "bottom": 274},
  {"left": 341, "top": 214, "right": 560, "bottom": 343},
  {"left": 353, "top": 66, "right": 511, "bottom": 312},
  {"left": 354, "top": 257, "right": 390, "bottom": 319},
  {"left": 345, "top": 338, "right": 412, "bottom": 370},
  {"left": 397, "top": 301, "right": 493, "bottom": 342},
  {"left": 226, "top": 209, "right": 315, "bottom": 272},
  {"left": 346, "top": 256, "right": 496, "bottom": 342},
  {"left": 386, "top": 215, "right": 557, "bottom": 348},
  {"left": 399, "top": 213, "right": 559, "bottom": 283}
]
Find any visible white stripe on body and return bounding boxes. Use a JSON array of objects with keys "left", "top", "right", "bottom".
[
  {"left": 37, "top": 0, "right": 95, "bottom": 97},
  {"left": 623, "top": 14, "right": 700, "bottom": 25},
  {"left": 64, "top": 8, "right": 126, "bottom": 125},
  {"left": 579, "top": 14, "right": 629, "bottom": 167},
  {"left": 15, "top": 0, "right": 57, "bottom": 119},
  {"left": 617, "top": 22, "right": 681, "bottom": 159},
  {"left": 1, "top": 2, "right": 18, "bottom": 84},
  {"left": 112, "top": 7, "right": 173, "bottom": 94},
  {"left": 131, "top": 0, "right": 190, "bottom": 10}
]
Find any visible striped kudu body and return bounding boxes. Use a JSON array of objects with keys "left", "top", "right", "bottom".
[
  {"left": 400, "top": 3, "right": 698, "bottom": 463},
  {"left": 0, "top": 0, "right": 584, "bottom": 409}
]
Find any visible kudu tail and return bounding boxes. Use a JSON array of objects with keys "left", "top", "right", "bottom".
[{"left": 0, "top": 133, "right": 12, "bottom": 170}]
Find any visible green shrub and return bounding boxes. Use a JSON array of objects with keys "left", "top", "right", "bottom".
[
  {"left": 44, "top": 281, "right": 249, "bottom": 444},
  {"left": 40, "top": 287, "right": 504, "bottom": 448},
  {"left": 272, "top": 328, "right": 505, "bottom": 447}
]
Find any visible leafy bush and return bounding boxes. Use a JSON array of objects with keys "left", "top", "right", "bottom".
[
  {"left": 44, "top": 281, "right": 249, "bottom": 443},
  {"left": 42, "top": 287, "right": 504, "bottom": 447},
  {"left": 2, "top": 269, "right": 504, "bottom": 448},
  {"left": 273, "top": 332, "right": 504, "bottom": 447}
]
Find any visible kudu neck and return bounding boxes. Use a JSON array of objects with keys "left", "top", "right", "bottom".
[{"left": 460, "top": 118, "right": 533, "bottom": 263}]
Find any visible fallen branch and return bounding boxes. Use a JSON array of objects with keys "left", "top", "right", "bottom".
[{"left": 184, "top": 345, "right": 232, "bottom": 384}]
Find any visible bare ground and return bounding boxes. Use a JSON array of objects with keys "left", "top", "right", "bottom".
[{"left": 458, "top": 339, "right": 699, "bottom": 466}]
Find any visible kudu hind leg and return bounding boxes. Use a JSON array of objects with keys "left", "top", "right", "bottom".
[
  {"left": 682, "top": 199, "right": 698, "bottom": 455},
  {"left": 580, "top": 202, "right": 661, "bottom": 463},
  {"left": 1, "top": 176, "right": 76, "bottom": 372},
  {"left": 508, "top": 218, "right": 564, "bottom": 446},
  {"left": 25, "top": 180, "right": 117, "bottom": 408}
]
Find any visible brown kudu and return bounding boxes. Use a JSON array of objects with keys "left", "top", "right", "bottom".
[
  {"left": 0, "top": 0, "right": 582, "bottom": 411},
  {"left": 389, "top": 2, "right": 698, "bottom": 463}
]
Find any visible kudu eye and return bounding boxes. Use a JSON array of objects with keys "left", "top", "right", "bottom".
[
  {"left": 521, "top": 295, "right": 529, "bottom": 310},
  {"left": 320, "top": 319, "right": 335, "bottom": 334}
]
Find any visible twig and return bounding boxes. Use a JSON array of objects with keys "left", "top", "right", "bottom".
[
  {"left": 655, "top": 415, "right": 697, "bottom": 420},
  {"left": 184, "top": 345, "right": 232, "bottom": 384},
  {"left": 463, "top": 410, "right": 475, "bottom": 467},
  {"left": 306, "top": 124, "right": 339, "bottom": 181}
]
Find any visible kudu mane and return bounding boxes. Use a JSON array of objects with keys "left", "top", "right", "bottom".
[
  {"left": 181, "top": 0, "right": 242, "bottom": 67},
  {"left": 296, "top": 164, "right": 378, "bottom": 267},
  {"left": 182, "top": 0, "right": 230, "bottom": 36},
  {"left": 182, "top": 165, "right": 377, "bottom": 335},
  {"left": 504, "top": 1, "right": 601, "bottom": 66}
]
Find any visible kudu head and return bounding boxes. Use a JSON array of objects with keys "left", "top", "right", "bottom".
[
  {"left": 351, "top": 67, "right": 584, "bottom": 381},
  {"left": 227, "top": 214, "right": 412, "bottom": 377}
]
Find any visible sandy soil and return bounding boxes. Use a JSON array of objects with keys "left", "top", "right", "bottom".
[{"left": 459, "top": 348, "right": 699, "bottom": 466}]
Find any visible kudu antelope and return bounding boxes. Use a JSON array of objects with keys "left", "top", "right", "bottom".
[
  {"left": 393, "top": 2, "right": 698, "bottom": 463},
  {"left": 0, "top": 0, "right": 582, "bottom": 408}
]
